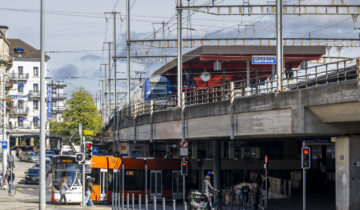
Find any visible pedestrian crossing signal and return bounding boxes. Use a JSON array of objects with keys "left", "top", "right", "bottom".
[
  {"left": 301, "top": 147, "right": 311, "bottom": 169},
  {"left": 181, "top": 161, "right": 188, "bottom": 175}
]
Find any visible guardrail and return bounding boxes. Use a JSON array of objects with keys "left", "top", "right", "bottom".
[
  {"left": 9, "top": 73, "right": 29, "bottom": 80},
  {"left": 112, "top": 58, "right": 359, "bottom": 121}
]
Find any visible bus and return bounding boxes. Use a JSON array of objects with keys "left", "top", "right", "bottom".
[{"left": 51, "top": 155, "right": 194, "bottom": 204}]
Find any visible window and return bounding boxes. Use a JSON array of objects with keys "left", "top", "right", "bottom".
[
  {"left": 124, "top": 170, "right": 144, "bottom": 190},
  {"left": 18, "top": 66, "right": 23, "bottom": 75},
  {"left": 33, "top": 100, "right": 39, "bottom": 110},
  {"left": 33, "top": 67, "right": 39, "bottom": 76},
  {"left": 33, "top": 83, "right": 39, "bottom": 92},
  {"left": 33, "top": 118, "right": 39, "bottom": 127},
  {"left": 18, "top": 100, "right": 24, "bottom": 109},
  {"left": 18, "top": 117, "right": 24, "bottom": 127},
  {"left": 18, "top": 83, "right": 24, "bottom": 92}
]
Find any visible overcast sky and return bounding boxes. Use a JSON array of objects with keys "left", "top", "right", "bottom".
[{"left": 1, "top": 0, "right": 359, "bottom": 103}]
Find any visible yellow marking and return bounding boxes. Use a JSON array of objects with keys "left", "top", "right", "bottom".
[
  {"left": 28, "top": 188, "right": 34, "bottom": 191},
  {"left": 17, "top": 188, "right": 23, "bottom": 191}
]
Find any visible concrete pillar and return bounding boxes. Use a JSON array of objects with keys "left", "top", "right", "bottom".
[
  {"left": 30, "top": 137, "right": 34, "bottom": 146},
  {"left": 191, "top": 141, "right": 197, "bottom": 159},
  {"left": 213, "top": 139, "right": 221, "bottom": 199},
  {"left": 15, "top": 137, "right": 19, "bottom": 146},
  {"left": 335, "top": 136, "right": 360, "bottom": 210},
  {"left": 228, "top": 141, "right": 234, "bottom": 159}
]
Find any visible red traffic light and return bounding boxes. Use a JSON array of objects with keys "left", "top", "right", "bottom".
[
  {"left": 182, "top": 162, "right": 187, "bottom": 166},
  {"left": 86, "top": 143, "right": 92, "bottom": 148},
  {"left": 303, "top": 149, "right": 309, "bottom": 155}
]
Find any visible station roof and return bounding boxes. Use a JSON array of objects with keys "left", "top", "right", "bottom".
[{"left": 152, "top": 45, "right": 326, "bottom": 87}]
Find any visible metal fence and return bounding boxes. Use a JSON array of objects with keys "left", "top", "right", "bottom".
[{"left": 113, "top": 58, "right": 359, "bottom": 121}]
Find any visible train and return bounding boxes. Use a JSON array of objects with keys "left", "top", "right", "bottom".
[{"left": 51, "top": 155, "right": 194, "bottom": 203}]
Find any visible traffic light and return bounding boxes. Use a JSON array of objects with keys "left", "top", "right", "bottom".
[
  {"left": 83, "top": 141, "right": 93, "bottom": 161},
  {"left": 181, "top": 161, "right": 188, "bottom": 175},
  {"left": 301, "top": 147, "right": 311, "bottom": 169}
]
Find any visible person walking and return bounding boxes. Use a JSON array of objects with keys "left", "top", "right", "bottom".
[
  {"left": 239, "top": 182, "right": 251, "bottom": 210},
  {"left": 202, "top": 175, "right": 216, "bottom": 209},
  {"left": 59, "top": 177, "right": 69, "bottom": 205},
  {"left": 252, "top": 183, "right": 262, "bottom": 210},
  {"left": 85, "top": 176, "right": 96, "bottom": 207}
]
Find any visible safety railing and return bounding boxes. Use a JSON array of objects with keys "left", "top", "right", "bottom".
[{"left": 114, "top": 58, "right": 359, "bottom": 121}]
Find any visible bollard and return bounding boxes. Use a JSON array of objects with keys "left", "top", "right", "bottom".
[
  {"left": 139, "top": 194, "right": 142, "bottom": 210},
  {"left": 127, "top": 193, "right": 130, "bottom": 210},
  {"left": 162, "top": 198, "right": 166, "bottom": 210},
  {"left": 172, "top": 199, "right": 176, "bottom": 210},
  {"left": 122, "top": 193, "right": 125, "bottom": 210},
  {"left": 132, "top": 193, "right": 135, "bottom": 210},
  {"left": 154, "top": 196, "right": 157, "bottom": 210},
  {"left": 145, "top": 194, "right": 148, "bottom": 210},
  {"left": 184, "top": 202, "right": 187, "bottom": 210}
]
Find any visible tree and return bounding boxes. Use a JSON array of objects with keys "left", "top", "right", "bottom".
[{"left": 50, "top": 87, "right": 102, "bottom": 141}]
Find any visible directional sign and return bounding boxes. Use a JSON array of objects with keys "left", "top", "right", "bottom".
[
  {"left": 92, "top": 147, "right": 98, "bottom": 155},
  {"left": 84, "top": 130, "right": 94, "bottom": 136},
  {"left": 2, "top": 141, "right": 7, "bottom": 149},
  {"left": 252, "top": 56, "right": 276, "bottom": 65}
]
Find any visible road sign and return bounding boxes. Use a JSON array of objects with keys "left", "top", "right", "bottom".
[
  {"left": 180, "top": 140, "right": 189, "bottom": 148},
  {"left": 252, "top": 56, "right": 276, "bottom": 64},
  {"left": 84, "top": 130, "right": 94, "bottom": 136},
  {"left": 92, "top": 147, "right": 98, "bottom": 155},
  {"left": 2, "top": 141, "right": 7, "bottom": 149}
]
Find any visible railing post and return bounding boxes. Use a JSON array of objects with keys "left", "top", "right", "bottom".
[
  {"left": 122, "top": 192, "right": 125, "bottom": 210},
  {"left": 139, "top": 194, "right": 142, "bottom": 210},
  {"left": 145, "top": 194, "right": 148, "bottom": 210},
  {"left": 162, "top": 197, "right": 166, "bottom": 210},
  {"left": 132, "top": 193, "right": 135, "bottom": 210},
  {"left": 184, "top": 202, "right": 187, "bottom": 210},
  {"left": 154, "top": 196, "right": 157, "bottom": 210},
  {"left": 173, "top": 199, "right": 176, "bottom": 210},
  {"left": 127, "top": 193, "right": 130, "bottom": 210}
]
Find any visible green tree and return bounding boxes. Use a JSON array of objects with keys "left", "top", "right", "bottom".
[{"left": 50, "top": 87, "right": 102, "bottom": 141}]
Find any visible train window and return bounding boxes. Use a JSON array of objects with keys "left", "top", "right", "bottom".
[
  {"left": 91, "top": 168, "right": 100, "bottom": 185},
  {"left": 124, "top": 170, "right": 144, "bottom": 190},
  {"left": 162, "top": 170, "right": 172, "bottom": 190},
  {"left": 108, "top": 169, "right": 113, "bottom": 191}
]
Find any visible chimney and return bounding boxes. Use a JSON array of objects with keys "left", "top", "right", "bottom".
[{"left": 0, "top": 25, "right": 8, "bottom": 38}]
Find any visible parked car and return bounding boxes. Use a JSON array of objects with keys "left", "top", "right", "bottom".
[
  {"left": 19, "top": 152, "right": 39, "bottom": 162},
  {"left": 46, "top": 150, "right": 55, "bottom": 160},
  {"left": 25, "top": 167, "right": 39, "bottom": 184}
]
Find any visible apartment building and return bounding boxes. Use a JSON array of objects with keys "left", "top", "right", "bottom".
[{"left": 47, "top": 80, "right": 67, "bottom": 122}]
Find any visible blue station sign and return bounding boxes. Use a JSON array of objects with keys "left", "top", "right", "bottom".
[{"left": 252, "top": 56, "right": 276, "bottom": 65}]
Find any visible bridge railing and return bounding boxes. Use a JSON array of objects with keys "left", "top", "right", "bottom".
[{"left": 117, "top": 58, "right": 359, "bottom": 120}]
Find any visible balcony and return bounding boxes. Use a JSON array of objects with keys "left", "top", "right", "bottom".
[
  {"left": 9, "top": 107, "right": 29, "bottom": 116},
  {"left": 52, "top": 93, "right": 67, "bottom": 99},
  {"left": 9, "top": 73, "right": 29, "bottom": 81},
  {"left": 29, "top": 90, "right": 40, "bottom": 98}
]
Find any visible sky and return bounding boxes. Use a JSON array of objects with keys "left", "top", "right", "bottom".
[{"left": 0, "top": 0, "right": 359, "bottom": 105}]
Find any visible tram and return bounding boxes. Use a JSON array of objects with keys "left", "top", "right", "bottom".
[{"left": 51, "top": 155, "right": 192, "bottom": 204}]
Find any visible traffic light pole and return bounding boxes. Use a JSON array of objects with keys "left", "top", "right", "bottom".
[
  {"left": 79, "top": 124, "right": 86, "bottom": 207},
  {"left": 302, "top": 141, "right": 306, "bottom": 210}
]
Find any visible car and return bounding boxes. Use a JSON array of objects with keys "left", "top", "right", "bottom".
[
  {"left": 33, "top": 161, "right": 51, "bottom": 177},
  {"left": 25, "top": 167, "right": 39, "bottom": 184},
  {"left": 19, "top": 152, "right": 39, "bottom": 162},
  {"left": 50, "top": 149, "right": 60, "bottom": 155}
]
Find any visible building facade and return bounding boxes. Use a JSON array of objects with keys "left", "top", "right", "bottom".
[
  {"left": 7, "top": 39, "right": 54, "bottom": 147},
  {"left": 47, "top": 80, "right": 67, "bottom": 122}
]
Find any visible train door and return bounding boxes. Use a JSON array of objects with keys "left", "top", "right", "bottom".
[
  {"left": 100, "top": 169, "right": 108, "bottom": 200},
  {"left": 150, "top": 170, "right": 162, "bottom": 198},
  {"left": 172, "top": 170, "right": 183, "bottom": 199}
]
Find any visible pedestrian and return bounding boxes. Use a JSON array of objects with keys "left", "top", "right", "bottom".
[
  {"left": 202, "top": 175, "right": 216, "bottom": 209},
  {"left": 252, "top": 183, "right": 261, "bottom": 210},
  {"left": 85, "top": 176, "right": 96, "bottom": 207},
  {"left": 240, "top": 182, "right": 251, "bottom": 210},
  {"left": 59, "top": 177, "right": 69, "bottom": 205}
]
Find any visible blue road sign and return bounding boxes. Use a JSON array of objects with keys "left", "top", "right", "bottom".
[
  {"left": 252, "top": 57, "right": 276, "bottom": 65},
  {"left": 92, "top": 147, "right": 98, "bottom": 155},
  {"left": 2, "top": 141, "right": 7, "bottom": 149}
]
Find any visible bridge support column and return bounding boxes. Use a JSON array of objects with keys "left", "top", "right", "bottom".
[
  {"left": 335, "top": 136, "right": 360, "bottom": 210},
  {"left": 213, "top": 139, "right": 221, "bottom": 200}
]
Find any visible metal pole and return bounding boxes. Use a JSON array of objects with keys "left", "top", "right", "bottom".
[
  {"left": 127, "top": 193, "right": 130, "bottom": 210},
  {"left": 265, "top": 163, "right": 268, "bottom": 210},
  {"left": 2, "top": 75, "right": 7, "bottom": 175},
  {"left": 173, "top": 199, "right": 176, "bottom": 210},
  {"left": 101, "top": 64, "right": 108, "bottom": 117},
  {"left": 139, "top": 194, "right": 142, "bottom": 210},
  {"left": 126, "top": 0, "right": 131, "bottom": 108},
  {"left": 154, "top": 196, "right": 157, "bottom": 210},
  {"left": 132, "top": 193, "right": 135, "bottom": 210},
  {"left": 184, "top": 202, "right": 187, "bottom": 210},
  {"left": 122, "top": 192, "right": 125, "bottom": 210},
  {"left": 145, "top": 195, "right": 148, "bottom": 210},
  {"left": 276, "top": 0, "right": 283, "bottom": 90},
  {"left": 39, "top": 0, "right": 46, "bottom": 208},
  {"left": 182, "top": 159, "right": 186, "bottom": 202},
  {"left": 162, "top": 198, "right": 166, "bottom": 210},
  {"left": 113, "top": 12, "right": 117, "bottom": 110},
  {"left": 106, "top": 43, "right": 112, "bottom": 116},
  {"left": 79, "top": 124, "right": 86, "bottom": 207},
  {"left": 302, "top": 141, "right": 306, "bottom": 210},
  {"left": 246, "top": 60, "right": 250, "bottom": 87},
  {"left": 177, "top": 0, "right": 183, "bottom": 107}
]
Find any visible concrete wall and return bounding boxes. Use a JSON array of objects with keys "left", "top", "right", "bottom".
[{"left": 114, "top": 82, "right": 360, "bottom": 141}]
